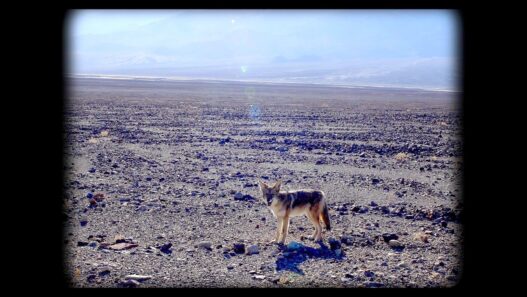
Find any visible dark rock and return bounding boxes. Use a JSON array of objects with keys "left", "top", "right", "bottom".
[
  {"left": 80, "top": 220, "right": 88, "bottom": 227},
  {"left": 371, "top": 178, "right": 381, "bottom": 185},
  {"left": 370, "top": 201, "right": 378, "bottom": 207},
  {"left": 87, "top": 274, "right": 97, "bottom": 283},
  {"left": 98, "top": 270, "right": 111, "bottom": 277},
  {"left": 160, "top": 243, "right": 173, "bottom": 254},
  {"left": 382, "top": 233, "right": 399, "bottom": 243},
  {"left": 233, "top": 243, "right": 246, "bottom": 254},
  {"left": 358, "top": 206, "right": 369, "bottom": 213},
  {"left": 86, "top": 192, "right": 93, "bottom": 199},
  {"left": 364, "top": 270, "right": 375, "bottom": 278},
  {"left": 77, "top": 241, "right": 89, "bottom": 247},
  {"left": 328, "top": 238, "right": 341, "bottom": 250},
  {"left": 340, "top": 236, "right": 353, "bottom": 246},
  {"left": 89, "top": 168, "right": 96, "bottom": 173}
]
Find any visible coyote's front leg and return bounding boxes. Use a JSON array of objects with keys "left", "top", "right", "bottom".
[{"left": 270, "top": 217, "right": 283, "bottom": 243}]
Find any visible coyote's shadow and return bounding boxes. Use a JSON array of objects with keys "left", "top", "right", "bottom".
[{"left": 274, "top": 241, "right": 344, "bottom": 275}]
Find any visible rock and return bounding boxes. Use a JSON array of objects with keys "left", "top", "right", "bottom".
[
  {"left": 397, "top": 261, "right": 409, "bottom": 269},
  {"left": 335, "top": 249, "right": 343, "bottom": 257},
  {"left": 160, "top": 243, "right": 173, "bottom": 254},
  {"left": 234, "top": 192, "right": 244, "bottom": 200},
  {"left": 253, "top": 275, "right": 266, "bottom": 280},
  {"left": 93, "top": 193, "right": 104, "bottom": 202},
  {"left": 77, "top": 241, "right": 89, "bottom": 247},
  {"left": 364, "top": 281, "right": 384, "bottom": 288},
  {"left": 114, "top": 235, "right": 126, "bottom": 243},
  {"left": 227, "top": 264, "right": 234, "bottom": 270},
  {"left": 370, "top": 201, "right": 378, "bottom": 207},
  {"left": 89, "top": 168, "right": 96, "bottom": 173},
  {"left": 364, "top": 270, "right": 375, "bottom": 278},
  {"left": 107, "top": 242, "right": 138, "bottom": 250},
  {"left": 86, "top": 192, "right": 93, "bottom": 199},
  {"left": 87, "top": 274, "right": 97, "bottom": 283},
  {"left": 388, "top": 240, "right": 405, "bottom": 250},
  {"left": 80, "top": 220, "right": 88, "bottom": 227},
  {"left": 233, "top": 243, "right": 246, "bottom": 254},
  {"left": 328, "top": 238, "right": 341, "bottom": 250},
  {"left": 196, "top": 241, "right": 212, "bottom": 251},
  {"left": 371, "top": 178, "right": 381, "bottom": 185},
  {"left": 120, "top": 279, "right": 140, "bottom": 288},
  {"left": 246, "top": 245, "right": 259, "bottom": 255},
  {"left": 340, "top": 236, "right": 353, "bottom": 246},
  {"left": 382, "top": 233, "right": 399, "bottom": 243},
  {"left": 98, "top": 269, "right": 111, "bottom": 277},
  {"left": 124, "top": 274, "right": 153, "bottom": 281},
  {"left": 413, "top": 232, "right": 429, "bottom": 243}
]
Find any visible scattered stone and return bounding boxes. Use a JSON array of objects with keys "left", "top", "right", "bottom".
[
  {"left": 388, "top": 240, "right": 405, "bottom": 250},
  {"left": 364, "top": 270, "right": 375, "bottom": 278},
  {"left": 328, "top": 238, "right": 341, "bottom": 250},
  {"left": 93, "top": 193, "right": 105, "bottom": 202},
  {"left": 160, "top": 243, "right": 173, "bottom": 254},
  {"left": 234, "top": 192, "right": 244, "bottom": 200},
  {"left": 364, "top": 281, "right": 384, "bottom": 288},
  {"left": 107, "top": 242, "right": 138, "bottom": 250},
  {"left": 120, "top": 279, "right": 140, "bottom": 288},
  {"left": 246, "top": 245, "right": 259, "bottom": 255},
  {"left": 233, "top": 243, "right": 246, "bottom": 254},
  {"left": 114, "top": 235, "right": 126, "bottom": 243},
  {"left": 413, "top": 232, "right": 429, "bottom": 243},
  {"left": 196, "top": 241, "right": 212, "bottom": 251},
  {"left": 80, "top": 220, "right": 88, "bottom": 227},
  {"left": 253, "top": 275, "right": 266, "bottom": 280},
  {"left": 382, "top": 233, "right": 399, "bottom": 243},
  {"left": 340, "top": 236, "right": 353, "bottom": 246},
  {"left": 77, "top": 241, "right": 89, "bottom": 247},
  {"left": 124, "top": 274, "right": 153, "bottom": 281},
  {"left": 87, "top": 274, "right": 97, "bottom": 283}
]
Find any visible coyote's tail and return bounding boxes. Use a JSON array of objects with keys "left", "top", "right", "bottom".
[{"left": 321, "top": 202, "right": 331, "bottom": 231}]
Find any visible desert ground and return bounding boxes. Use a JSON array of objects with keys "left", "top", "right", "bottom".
[{"left": 63, "top": 77, "right": 463, "bottom": 288}]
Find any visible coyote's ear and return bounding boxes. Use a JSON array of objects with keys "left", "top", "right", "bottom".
[
  {"left": 273, "top": 180, "right": 282, "bottom": 191},
  {"left": 258, "top": 180, "right": 266, "bottom": 190}
]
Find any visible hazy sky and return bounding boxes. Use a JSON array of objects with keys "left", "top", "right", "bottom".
[{"left": 67, "top": 10, "right": 459, "bottom": 90}]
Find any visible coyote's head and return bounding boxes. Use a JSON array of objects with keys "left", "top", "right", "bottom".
[{"left": 258, "top": 180, "right": 282, "bottom": 206}]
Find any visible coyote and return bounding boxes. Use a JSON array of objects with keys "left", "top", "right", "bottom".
[{"left": 258, "top": 180, "right": 331, "bottom": 244}]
